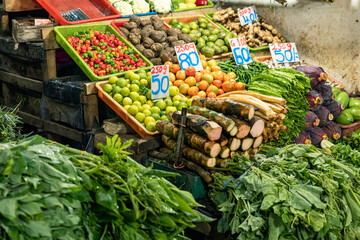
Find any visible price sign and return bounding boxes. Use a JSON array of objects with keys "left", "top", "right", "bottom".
[
  {"left": 269, "top": 43, "right": 300, "bottom": 64},
  {"left": 238, "top": 6, "right": 258, "bottom": 26},
  {"left": 229, "top": 37, "right": 252, "bottom": 66},
  {"left": 151, "top": 65, "right": 169, "bottom": 100},
  {"left": 175, "top": 42, "right": 203, "bottom": 72}
]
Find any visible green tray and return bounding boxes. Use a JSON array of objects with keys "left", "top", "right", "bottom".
[
  {"left": 173, "top": 0, "right": 214, "bottom": 12},
  {"left": 205, "top": 12, "right": 288, "bottom": 53},
  {"left": 145, "top": 158, "right": 207, "bottom": 199},
  {"left": 54, "top": 24, "right": 153, "bottom": 82}
]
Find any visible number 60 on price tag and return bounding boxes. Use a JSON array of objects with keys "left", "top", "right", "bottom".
[
  {"left": 151, "top": 65, "right": 169, "bottom": 100},
  {"left": 229, "top": 37, "right": 252, "bottom": 66}
]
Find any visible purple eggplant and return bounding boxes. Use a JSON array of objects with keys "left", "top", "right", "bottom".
[
  {"left": 306, "top": 127, "right": 329, "bottom": 146},
  {"left": 314, "top": 106, "right": 334, "bottom": 127},
  {"left": 304, "top": 111, "right": 320, "bottom": 129},
  {"left": 324, "top": 101, "right": 344, "bottom": 118},
  {"left": 316, "top": 85, "right": 335, "bottom": 105},
  {"left": 295, "top": 65, "right": 328, "bottom": 89},
  {"left": 306, "top": 90, "right": 323, "bottom": 111},
  {"left": 322, "top": 122, "right": 342, "bottom": 140},
  {"left": 294, "top": 131, "right": 312, "bottom": 145}
]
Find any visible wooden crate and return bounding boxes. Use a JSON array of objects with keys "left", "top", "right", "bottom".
[
  {"left": 3, "top": 0, "right": 43, "bottom": 12},
  {"left": 12, "top": 18, "right": 55, "bottom": 43}
]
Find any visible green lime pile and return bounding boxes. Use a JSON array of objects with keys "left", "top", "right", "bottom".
[
  {"left": 169, "top": 17, "right": 237, "bottom": 58},
  {"left": 102, "top": 70, "right": 192, "bottom": 132}
]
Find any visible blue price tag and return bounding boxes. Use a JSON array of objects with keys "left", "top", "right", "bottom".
[
  {"left": 238, "top": 6, "right": 258, "bottom": 26},
  {"left": 151, "top": 65, "right": 169, "bottom": 100},
  {"left": 229, "top": 37, "right": 252, "bottom": 66},
  {"left": 269, "top": 43, "right": 300, "bottom": 63},
  {"left": 175, "top": 42, "right": 203, "bottom": 72}
]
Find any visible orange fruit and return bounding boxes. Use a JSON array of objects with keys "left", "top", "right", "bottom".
[
  {"left": 211, "top": 65, "right": 222, "bottom": 72},
  {"left": 188, "top": 86, "right": 199, "bottom": 96},
  {"left": 223, "top": 74, "right": 232, "bottom": 82},
  {"left": 212, "top": 80, "right": 222, "bottom": 89},
  {"left": 201, "top": 60, "right": 208, "bottom": 69},
  {"left": 185, "top": 76, "right": 196, "bottom": 86},
  {"left": 222, "top": 81, "right": 236, "bottom": 93},
  {"left": 213, "top": 71, "right": 224, "bottom": 81},
  {"left": 207, "top": 92, "right": 217, "bottom": 98},
  {"left": 235, "top": 82, "right": 246, "bottom": 90},
  {"left": 195, "top": 72, "right": 203, "bottom": 82},
  {"left": 197, "top": 90, "right": 207, "bottom": 98},
  {"left": 179, "top": 83, "right": 190, "bottom": 95},
  {"left": 164, "top": 61, "right": 173, "bottom": 67},
  {"left": 202, "top": 73, "right": 214, "bottom": 84},
  {"left": 206, "top": 85, "right": 219, "bottom": 95},
  {"left": 207, "top": 59, "right": 217, "bottom": 67},
  {"left": 169, "top": 72, "right": 176, "bottom": 83},
  {"left": 185, "top": 66, "right": 196, "bottom": 77},
  {"left": 170, "top": 64, "right": 181, "bottom": 74},
  {"left": 205, "top": 66, "right": 212, "bottom": 73},
  {"left": 176, "top": 70, "right": 186, "bottom": 80},
  {"left": 174, "top": 80, "right": 184, "bottom": 87},
  {"left": 218, "top": 89, "right": 225, "bottom": 96},
  {"left": 199, "top": 55, "right": 206, "bottom": 61},
  {"left": 199, "top": 80, "right": 209, "bottom": 91},
  {"left": 227, "top": 72, "right": 236, "bottom": 80}
]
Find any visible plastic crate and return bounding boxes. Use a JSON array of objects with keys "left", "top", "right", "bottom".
[
  {"left": 119, "top": 12, "right": 158, "bottom": 18},
  {"left": 95, "top": 80, "right": 158, "bottom": 138},
  {"left": 35, "top": 0, "right": 121, "bottom": 25},
  {"left": 172, "top": 0, "right": 214, "bottom": 12},
  {"left": 146, "top": 158, "right": 207, "bottom": 199},
  {"left": 54, "top": 24, "right": 152, "bottom": 82}
]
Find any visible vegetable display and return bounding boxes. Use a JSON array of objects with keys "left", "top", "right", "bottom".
[
  {"left": 0, "top": 135, "right": 211, "bottom": 239},
  {"left": 102, "top": 69, "right": 190, "bottom": 132},
  {"left": 334, "top": 90, "right": 360, "bottom": 125},
  {"left": 212, "top": 8, "right": 286, "bottom": 48},
  {"left": 248, "top": 68, "right": 311, "bottom": 145},
  {"left": 209, "top": 144, "right": 360, "bottom": 239},
  {"left": 108, "top": 0, "right": 171, "bottom": 14},
  {"left": 67, "top": 30, "right": 147, "bottom": 77},
  {"left": 172, "top": 0, "right": 210, "bottom": 11},
  {"left": 120, "top": 15, "right": 188, "bottom": 65},
  {"left": 168, "top": 17, "right": 234, "bottom": 58},
  {"left": 0, "top": 105, "right": 24, "bottom": 142}
]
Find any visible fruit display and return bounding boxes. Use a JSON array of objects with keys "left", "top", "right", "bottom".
[
  {"left": 167, "top": 17, "right": 236, "bottom": 58},
  {"left": 102, "top": 69, "right": 192, "bottom": 132},
  {"left": 67, "top": 30, "right": 148, "bottom": 77},
  {"left": 211, "top": 8, "right": 286, "bottom": 48},
  {"left": 118, "top": 15, "right": 191, "bottom": 65},
  {"left": 172, "top": 0, "right": 210, "bottom": 11},
  {"left": 166, "top": 56, "right": 246, "bottom": 99}
]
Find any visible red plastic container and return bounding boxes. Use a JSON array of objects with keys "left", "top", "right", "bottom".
[{"left": 35, "top": 0, "right": 121, "bottom": 25}]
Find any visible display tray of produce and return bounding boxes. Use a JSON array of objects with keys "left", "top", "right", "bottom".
[
  {"left": 111, "top": 15, "right": 182, "bottom": 65},
  {"left": 35, "top": 0, "right": 121, "bottom": 25},
  {"left": 163, "top": 15, "right": 233, "bottom": 60},
  {"left": 205, "top": 10, "right": 287, "bottom": 52},
  {"left": 172, "top": 0, "right": 214, "bottom": 12},
  {"left": 96, "top": 80, "right": 158, "bottom": 138},
  {"left": 254, "top": 56, "right": 345, "bottom": 90},
  {"left": 54, "top": 24, "right": 152, "bottom": 82}
]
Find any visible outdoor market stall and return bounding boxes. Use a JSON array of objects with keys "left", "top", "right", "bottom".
[{"left": 0, "top": 0, "right": 359, "bottom": 239}]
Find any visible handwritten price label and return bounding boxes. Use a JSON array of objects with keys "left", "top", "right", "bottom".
[
  {"left": 229, "top": 37, "right": 252, "bottom": 66},
  {"left": 269, "top": 43, "right": 300, "bottom": 63},
  {"left": 151, "top": 65, "right": 169, "bottom": 100},
  {"left": 238, "top": 6, "right": 258, "bottom": 26},
  {"left": 175, "top": 42, "right": 203, "bottom": 72}
]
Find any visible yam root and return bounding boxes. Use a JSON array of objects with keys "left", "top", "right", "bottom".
[
  {"left": 192, "top": 98, "right": 255, "bottom": 120},
  {"left": 228, "top": 116, "right": 251, "bottom": 139},
  {"left": 219, "top": 146, "right": 230, "bottom": 159},
  {"left": 249, "top": 116, "right": 265, "bottom": 138}
]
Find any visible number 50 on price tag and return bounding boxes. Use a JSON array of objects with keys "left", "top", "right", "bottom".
[
  {"left": 229, "top": 37, "right": 252, "bottom": 66},
  {"left": 175, "top": 42, "right": 203, "bottom": 72},
  {"left": 151, "top": 65, "right": 169, "bottom": 100},
  {"left": 269, "top": 43, "right": 300, "bottom": 64}
]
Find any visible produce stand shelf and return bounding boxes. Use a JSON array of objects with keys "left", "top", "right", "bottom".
[
  {"left": 54, "top": 23, "right": 153, "bottom": 82},
  {"left": 173, "top": 0, "right": 214, "bottom": 13}
]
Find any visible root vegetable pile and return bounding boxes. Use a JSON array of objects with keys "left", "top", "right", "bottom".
[
  {"left": 121, "top": 15, "right": 190, "bottom": 65},
  {"left": 212, "top": 8, "right": 286, "bottom": 48},
  {"left": 67, "top": 30, "right": 147, "bottom": 77}
]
